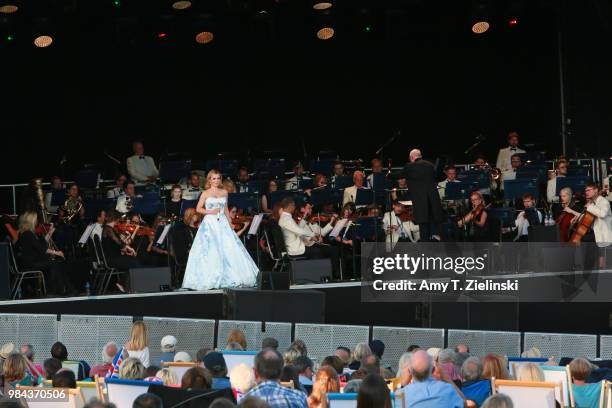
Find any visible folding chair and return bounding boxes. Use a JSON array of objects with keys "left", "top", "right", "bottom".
[
  {"left": 7, "top": 239, "right": 46, "bottom": 299},
  {"left": 91, "top": 235, "right": 124, "bottom": 295},
  {"left": 541, "top": 365, "right": 572, "bottom": 407},
  {"left": 161, "top": 361, "right": 196, "bottom": 383}
]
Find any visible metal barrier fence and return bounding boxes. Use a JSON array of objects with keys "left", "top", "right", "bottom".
[{"left": 2, "top": 313, "right": 611, "bottom": 370}]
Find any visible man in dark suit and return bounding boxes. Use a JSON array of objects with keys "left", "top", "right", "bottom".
[{"left": 403, "top": 149, "right": 444, "bottom": 241}]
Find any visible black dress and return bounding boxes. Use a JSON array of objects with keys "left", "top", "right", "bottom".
[
  {"left": 101, "top": 225, "right": 142, "bottom": 271},
  {"left": 16, "top": 230, "right": 75, "bottom": 295},
  {"left": 166, "top": 199, "right": 183, "bottom": 219}
]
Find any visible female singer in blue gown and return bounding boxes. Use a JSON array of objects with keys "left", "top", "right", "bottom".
[{"left": 182, "top": 169, "right": 259, "bottom": 290}]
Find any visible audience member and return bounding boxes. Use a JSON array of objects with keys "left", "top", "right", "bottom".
[
  {"left": 569, "top": 358, "right": 601, "bottom": 407},
  {"left": 426, "top": 348, "right": 441, "bottom": 361},
  {"left": 51, "top": 341, "right": 90, "bottom": 380},
  {"left": 343, "top": 379, "right": 363, "bottom": 393},
  {"left": 52, "top": 369, "right": 77, "bottom": 388},
  {"left": 125, "top": 321, "right": 150, "bottom": 367},
  {"left": 283, "top": 348, "right": 302, "bottom": 366},
  {"left": 455, "top": 344, "right": 469, "bottom": 353},
  {"left": 261, "top": 338, "right": 279, "bottom": 351},
  {"left": 196, "top": 348, "right": 212, "bottom": 365},
  {"left": 229, "top": 364, "right": 256, "bottom": 402},
  {"left": 397, "top": 352, "right": 412, "bottom": 383},
  {"left": 460, "top": 356, "right": 490, "bottom": 406},
  {"left": 279, "top": 365, "right": 302, "bottom": 393},
  {"left": 356, "top": 374, "right": 392, "bottom": 408},
  {"left": 155, "top": 368, "right": 177, "bottom": 386},
  {"left": 210, "top": 398, "right": 236, "bottom": 408},
  {"left": 349, "top": 343, "right": 372, "bottom": 370},
  {"left": 481, "top": 354, "right": 509, "bottom": 380},
  {"left": 334, "top": 347, "right": 351, "bottom": 368},
  {"left": 173, "top": 351, "right": 192, "bottom": 363},
  {"left": 400, "top": 350, "right": 463, "bottom": 408},
  {"left": 239, "top": 396, "right": 272, "bottom": 408},
  {"left": 154, "top": 335, "right": 177, "bottom": 366},
  {"left": 407, "top": 345, "right": 421, "bottom": 352},
  {"left": 482, "top": 393, "right": 513, "bottom": 408},
  {"left": 119, "top": 357, "right": 145, "bottom": 380},
  {"left": 2, "top": 353, "right": 33, "bottom": 393},
  {"left": 437, "top": 349, "right": 462, "bottom": 384},
  {"left": 19, "top": 344, "right": 43, "bottom": 381},
  {"left": 144, "top": 366, "right": 161, "bottom": 379},
  {"left": 293, "top": 356, "right": 314, "bottom": 387},
  {"left": 203, "top": 352, "right": 231, "bottom": 390},
  {"left": 90, "top": 342, "right": 118, "bottom": 378},
  {"left": 133, "top": 393, "right": 163, "bottom": 408},
  {"left": 520, "top": 347, "right": 542, "bottom": 358},
  {"left": 181, "top": 367, "right": 212, "bottom": 390},
  {"left": 227, "top": 330, "right": 247, "bottom": 351},
  {"left": 368, "top": 340, "right": 385, "bottom": 360},
  {"left": 514, "top": 362, "right": 545, "bottom": 382},
  {"left": 43, "top": 358, "right": 62, "bottom": 380},
  {"left": 227, "top": 343, "right": 245, "bottom": 351},
  {"left": 245, "top": 349, "right": 308, "bottom": 408},
  {"left": 289, "top": 341, "right": 307, "bottom": 357},
  {"left": 308, "top": 366, "right": 339, "bottom": 408},
  {"left": 320, "top": 356, "right": 344, "bottom": 378}
]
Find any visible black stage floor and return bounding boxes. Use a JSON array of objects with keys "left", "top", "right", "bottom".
[{"left": 0, "top": 282, "right": 611, "bottom": 334}]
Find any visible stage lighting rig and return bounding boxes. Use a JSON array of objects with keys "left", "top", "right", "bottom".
[{"left": 314, "top": 4, "right": 334, "bottom": 40}]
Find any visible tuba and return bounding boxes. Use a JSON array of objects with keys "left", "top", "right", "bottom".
[{"left": 32, "top": 178, "right": 49, "bottom": 224}]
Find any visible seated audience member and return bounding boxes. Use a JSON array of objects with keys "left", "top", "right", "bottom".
[
  {"left": 119, "top": 357, "right": 145, "bottom": 380},
  {"left": 397, "top": 352, "right": 413, "bottom": 381},
  {"left": 227, "top": 329, "right": 247, "bottom": 351},
  {"left": 293, "top": 356, "right": 314, "bottom": 388},
  {"left": 289, "top": 341, "right": 307, "bottom": 357},
  {"left": 283, "top": 348, "right": 301, "bottom": 366},
  {"left": 481, "top": 353, "right": 509, "bottom": 380},
  {"left": 227, "top": 343, "right": 244, "bottom": 351},
  {"left": 154, "top": 335, "right": 177, "bottom": 366},
  {"left": 204, "top": 352, "right": 231, "bottom": 390},
  {"left": 196, "top": 348, "right": 211, "bottom": 366},
  {"left": 182, "top": 367, "right": 213, "bottom": 390},
  {"left": 514, "top": 362, "right": 548, "bottom": 383},
  {"left": 239, "top": 396, "right": 272, "bottom": 408},
  {"left": 229, "top": 363, "right": 256, "bottom": 402},
  {"left": 437, "top": 348, "right": 463, "bottom": 385},
  {"left": 133, "top": 393, "right": 164, "bottom": 408},
  {"left": 20, "top": 344, "right": 43, "bottom": 382},
  {"left": 461, "top": 357, "right": 491, "bottom": 406},
  {"left": 2, "top": 353, "right": 34, "bottom": 392},
  {"left": 90, "top": 342, "right": 118, "bottom": 378},
  {"left": 280, "top": 365, "right": 303, "bottom": 393},
  {"left": 356, "top": 374, "right": 392, "bottom": 408},
  {"left": 127, "top": 141, "right": 159, "bottom": 184},
  {"left": 400, "top": 350, "right": 463, "bottom": 408},
  {"left": 155, "top": 368, "right": 178, "bottom": 386},
  {"left": 43, "top": 358, "right": 62, "bottom": 380},
  {"left": 209, "top": 398, "right": 236, "bottom": 408},
  {"left": 52, "top": 370, "right": 77, "bottom": 388},
  {"left": 360, "top": 355, "right": 381, "bottom": 377},
  {"left": 320, "top": 356, "right": 345, "bottom": 379},
  {"left": 343, "top": 379, "right": 363, "bottom": 393},
  {"left": 51, "top": 342, "right": 90, "bottom": 381},
  {"left": 144, "top": 365, "right": 161, "bottom": 380},
  {"left": 174, "top": 352, "right": 192, "bottom": 363},
  {"left": 308, "top": 366, "right": 340, "bottom": 408},
  {"left": 349, "top": 343, "right": 372, "bottom": 371},
  {"left": 125, "top": 321, "right": 151, "bottom": 367},
  {"left": 426, "top": 348, "right": 441, "bottom": 361},
  {"left": 407, "top": 345, "right": 421, "bottom": 352},
  {"left": 455, "top": 344, "right": 469, "bottom": 353},
  {"left": 245, "top": 349, "right": 308, "bottom": 408},
  {"left": 482, "top": 393, "right": 514, "bottom": 408},
  {"left": 334, "top": 347, "right": 351, "bottom": 369},
  {"left": 369, "top": 340, "right": 385, "bottom": 360},
  {"left": 570, "top": 358, "right": 601, "bottom": 408},
  {"left": 514, "top": 193, "right": 542, "bottom": 241},
  {"left": 547, "top": 159, "right": 569, "bottom": 202},
  {"left": 261, "top": 338, "right": 279, "bottom": 351}
]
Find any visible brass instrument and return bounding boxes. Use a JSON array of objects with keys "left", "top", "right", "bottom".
[
  {"left": 489, "top": 166, "right": 502, "bottom": 181},
  {"left": 125, "top": 195, "right": 134, "bottom": 212},
  {"left": 60, "top": 197, "right": 83, "bottom": 223},
  {"left": 33, "top": 178, "right": 49, "bottom": 224}
]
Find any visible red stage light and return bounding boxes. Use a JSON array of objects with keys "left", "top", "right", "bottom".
[
  {"left": 508, "top": 18, "right": 518, "bottom": 27},
  {"left": 157, "top": 32, "right": 168, "bottom": 39}
]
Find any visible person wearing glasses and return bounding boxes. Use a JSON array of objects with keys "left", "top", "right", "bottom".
[{"left": 547, "top": 159, "right": 569, "bottom": 203}]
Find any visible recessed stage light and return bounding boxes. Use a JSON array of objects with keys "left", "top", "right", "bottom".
[
  {"left": 313, "top": 1, "right": 332, "bottom": 10},
  {"left": 172, "top": 0, "right": 191, "bottom": 10},
  {"left": 472, "top": 21, "right": 489, "bottom": 34},
  {"left": 34, "top": 35, "right": 53, "bottom": 48},
  {"left": 0, "top": 4, "right": 18, "bottom": 13},
  {"left": 195, "top": 31, "right": 213, "bottom": 44},
  {"left": 316, "top": 27, "right": 334, "bottom": 40}
]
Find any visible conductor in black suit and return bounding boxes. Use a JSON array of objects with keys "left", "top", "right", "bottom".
[{"left": 403, "top": 149, "right": 444, "bottom": 241}]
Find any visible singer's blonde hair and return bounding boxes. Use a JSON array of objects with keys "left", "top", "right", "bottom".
[{"left": 205, "top": 170, "right": 224, "bottom": 190}]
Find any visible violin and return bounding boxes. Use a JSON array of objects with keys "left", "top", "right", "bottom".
[
  {"left": 114, "top": 221, "right": 156, "bottom": 237},
  {"left": 399, "top": 207, "right": 414, "bottom": 222}
]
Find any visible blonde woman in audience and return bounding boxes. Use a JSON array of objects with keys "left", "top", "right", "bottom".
[
  {"left": 569, "top": 357, "right": 601, "bottom": 407},
  {"left": 125, "top": 320, "right": 150, "bottom": 367},
  {"left": 284, "top": 348, "right": 302, "bottom": 365},
  {"left": 156, "top": 368, "right": 178, "bottom": 386},
  {"left": 2, "top": 353, "right": 33, "bottom": 394},
  {"left": 119, "top": 357, "right": 145, "bottom": 380},
  {"left": 514, "top": 362, "right": 545, "bottom": 382},
  {"left": 427, "top": 347, "right": 441, "bottom": 361},
  {"left": 308, "top": 366, "right": 340, "bottom": 408},
  {"left": 226, "top": 329, "right": 247, "bottom": 350},
  {"left": 481, "top": 353, "right": 509, "bottom": 380},
  {"left": 350, "top": 343, "right": 372, "bottom": 370},
  {"left": 229, "top": 363, "right": 256, "bottom": 402}
]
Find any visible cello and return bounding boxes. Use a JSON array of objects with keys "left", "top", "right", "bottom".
[{"left": 569, "top": 209, "right": 596, "bottom": 244}]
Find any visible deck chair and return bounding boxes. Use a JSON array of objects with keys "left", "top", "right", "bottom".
[
  {"left": 161, "top": 361, "right": 196, "bottom": 383},
  {"left": 223, "top": 350, "right": 257, "bottom": 374},
  {"left": 105, "top": 378, "right": 151, "bottom": 408},
  {"left": 542, "top": 365, "right": 572, "bottom": 407},
  {"left": 492, "top": 378, "right": 558, "bottom": 408}
]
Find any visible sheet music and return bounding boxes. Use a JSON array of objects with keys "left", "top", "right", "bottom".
[
  {"left": 329, "top": 218, "right": 348, "bottom": 238},
  {"left": 248, "top": 213, "right": 264, "bottom": 235},
  {"left": 156, "top": 224, "right": 171, "bottom": 245},
  {"left": 78, "top": 224, "right": 95, "bottom": 245}
]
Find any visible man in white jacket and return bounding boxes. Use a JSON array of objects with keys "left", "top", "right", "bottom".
[
  {"left": 383, "top": 201, "right": 420, "bottom": 251},
  {"left": 126, "top": 141, "right": 159, "bottom": 184},
  {"left": 496, "top": 131, "right": 525, "bottom": 172},
  {"left": 584, "top": 183, "right": 612, "bottom": 247}
]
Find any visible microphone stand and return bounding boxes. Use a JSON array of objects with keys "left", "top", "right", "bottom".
[
  {"left": 375, "top": 130, "right": 400, "bottom": 162},
  {"left": 464, "top": 134, "right": 485, "bottom": 156}
]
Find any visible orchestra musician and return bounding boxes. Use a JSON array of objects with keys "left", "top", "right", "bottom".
[
  {"left": 603, "top": 162, "right": 612, "bottom": 203},
  {"left": 457, "top": 192, "right": 490, "bottom": 242},
  {"left": 182, "top": 173, "right": 203, "bottom": 201},
  {"left": 342, "top": 170, "right": 368, "bottom": 207},
  {"left": 295, "top": 202, "right": 338, "bottom": 242},
  {"left": 44, "top": 176, "right": 65, "bottom": 214},
  {"left": 514, "top": 193, "right": 542, "bottom": 242},
  {"left": 403, "top": 149, "right": 444, "bottom": 241},
  {"left": 144, "top": 214, "right": 170, "bottom": 267},
  {"left": 366, "top": 158, "right": 384, "bottom": 190},
  {"left": 126, "top": 141, "right": 159, "bottom": 184},
  {"left": 116, "top": 180, "right": 137, "bottom": 214},
  {"left": 437, "top": 165, "right": 460, "bottom": 200},
  {"left": 59, "top": 183, "right": 85, "bottom": 224},
  {"left": 107, "top": 174, "right": 128, "bottom": 199},
  {"left": 547, "top": 160, "right": 569, "bottom": 203},
  {"left": 582, "top": 183, "right": 612, "bottom": 247},
  {"left": 91, "top": 209, "right": 106, "bottom": 241},
  {"left": 229, "top": 204, "right": 251, "bottom": 237},
  {"left": 383, "top": 201, "right": 420, "bottom": 250},
  {"left": 496, "top": 131, "right": 526, "bottom": 172},
  {"left": 501, "top": 154, "right": 523, "bottom": 190},
  {"left": 102, "top": 209, "right": 142, "bottom": 292},
  {"left": 391, "top": 174, "right": 410, "bottom": 202},
  {"left": 331, "top": 202, "right": 359, "bottom": 278},
  {"left": 16, "top": 212, "right": 76, "bottom": 296},
  {"left": 331, "top": 161, "right": 345, "bottom": 188},
  {"left": 261, "top": 179, "right": 279, "bottom": 213},
  {"left": 165, "top": 184, "right": 183, "bottom": 220},
  {"left": 236, "top": 167, "right": 251, "bottom": 193},
  {"left": 278, "top": 197, "right": 339, "bottom": 277},
  {"left": 551, "top": 187, "right": 583, "bottom": 242},
  {"left": 223, "top": 178, "right": 237, "bottom": 193},
  {"left": 170, "top": 207, "right": 201, "bottom": 283},
  {"left": 285, "top": 161, "right": 311, "bottom": 191},
  {"left": 473, "top": 154, "right": 488, "bottom": 168}
]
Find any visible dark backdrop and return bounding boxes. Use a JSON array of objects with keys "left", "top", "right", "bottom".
[{"left": 2, "top": 0, "right": 611, "bottom": 184}]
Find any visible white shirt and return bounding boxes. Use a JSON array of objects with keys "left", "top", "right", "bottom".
[
  {"left": 586, "top": 196, "right": 612, "bottom": 247},
  {"left": 91, "top": 223, "right": 103, "bottom": 240},
  {"left": 278, "top": 212, "right": 314, "bottom": 256},
  {"left": 107, "top": 186, "right": 123, "bottom": 199},
  {"left": 496, "top": 146, "right": 526, "bottom": 172},
  {"left": 382, "top": 211, "right": 420, "bottom": 250},
  {"left": 285, "top": 175, "right": 311, "bottom": 191},
  {"left": 342, "top": 186, "right": 371, "bottom": 207},
  {"left": 116, "top": 194, "right": 136, "bottom": 214},
  {"left": 515, "top": 208, "right": 542, "bottom": 239},
  {"left": 546, "top": 176, "right": 563, "bottom": 203},
  {"left": 298, "top": 218, "right": 334, "bottom": 238},
  {"left": 366, "top": 172, "right": 384, "bottom": 189},
  {"left": 182, "top": 186, "right": 203, "bottom": 201},
  {"left": 127, "top": 347, "right": 150, "bottom": 368},
  {"left": 127, "top": 155, "right": 159, "bottom": 183}
]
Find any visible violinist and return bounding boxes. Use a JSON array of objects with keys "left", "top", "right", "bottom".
[
  {"left": 513, "top": 193, "right": 542, "bottom": 242},
  {"left": 145, "top": 214, "right": 170, "bottom": 266},
  {"left": 383, "top": 201, "right": 420, "bottom": 250},
  {"left": 229, "top": 204, "right": 251, "bottom": 237},
  {"left": 116, "top": 180, "right": 137, "bottom": 215},
  {"left": 551, "top": 187, "right": 582, "bottom": 242},
  {"left": 457, "top": 192, "right": 490, "bottom": 242},
  {"left": 294, "top": 202, "right": 338, "bottom": 244},
  {"left": 331, "top": 202, "right": 359, "bottom": 278},
  {"left": 102, "top": 209, "right": 141, "bottom": 292},
  {"left": 16, "top": 211, "right": 76, "bottom": 296},
  {"left": 166, "top": 184, "right": 184, "bottom": 220},
  {"left": 261, "top": 179, "right": 279, "bottom": 214}
]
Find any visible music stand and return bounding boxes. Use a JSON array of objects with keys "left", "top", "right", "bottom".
[
  {"left": 311, "top": 189, "right": 342, "bottom": 209},
  {"left": 556, "top": 176, "right": 591, "bottom": 196},
  {"left": 310, "top": 159, "right": 336, "bottom": 176},
  {"left": 298, "top": 179, "right": 314, "bottom": 191},
  {"left": 371, "top": 173, "right": 391, "bottom": 191},
  {"left": 159, "top": 160, "right": 191, "bottom": 184},
  {"left": 488, "top": 207, "right": 517, "bottom": 229},
  {"left": 444, "top": 182, "right": 478, "bottom": 201},
  {"left": 517, "top": 151, "right": 547, "bottom": 164},
  {"left": 255, "top": 159, "right": 286, "bottom": 178},
  {"left": 332, "top": 176, "right": 353, "bottom": 190},
  {"left": 180, "top": 199, "right": 198, "bottom": 216},
  {"left": 270, "top": 190, "right": 303, "bottom": 208},
  {"left": 504, "top": 179, "right": 539, "bottom": 201},
  {"left": 354, "top": 216, "right": 380, "bottom": 242},
  {"left": 355, "top": 188, "right": 374, "bottom": 207},
  {"left": 133, "top": 197, "right": 162, "bottom": 215},
  {"left": 228, "top": 192, "right": 259, "bottom": 212},
  {"left": 50, "top": 189, "right": 66, "bottom": 207}
]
